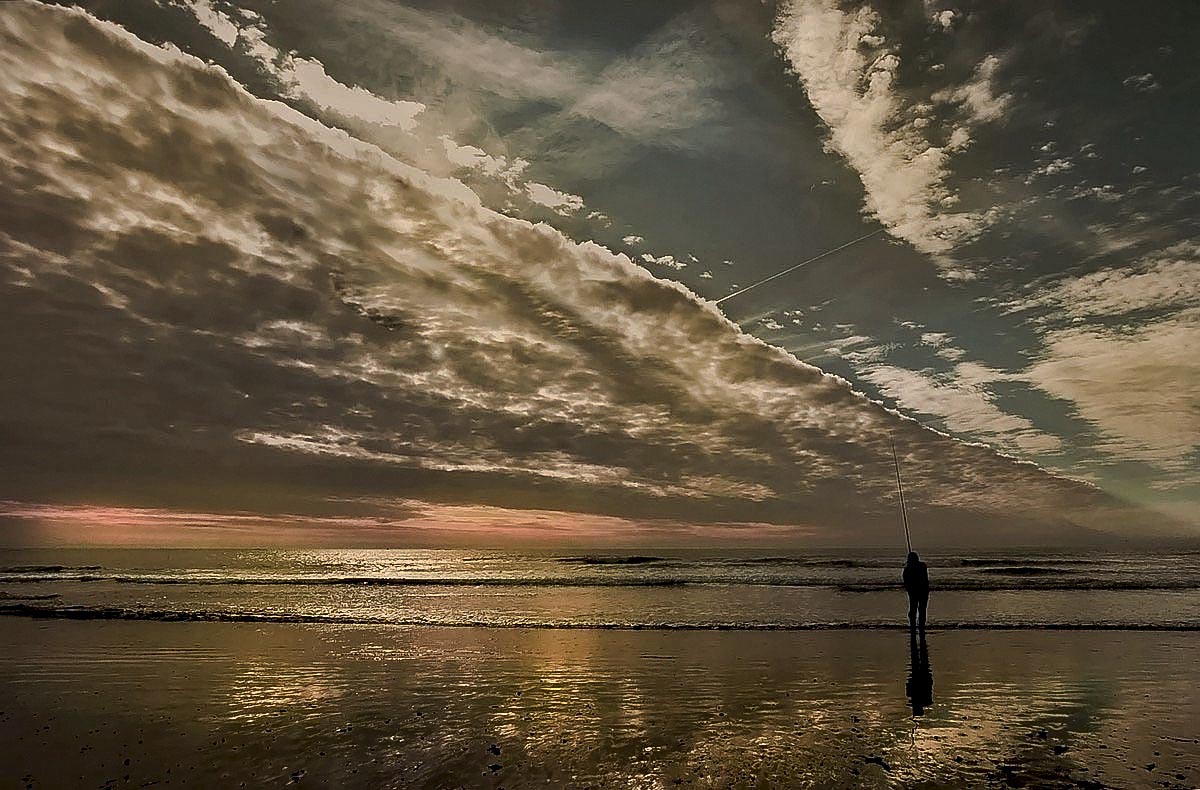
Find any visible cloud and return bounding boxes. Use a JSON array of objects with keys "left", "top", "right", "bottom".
[
  {"left": 168, "top": 0, "right": 608, "bottom": 230},
  {"left": 932, "top": 55, "right": 1011, "bottom": 124},
  {"left": 772, "top": 1, "right": 1010, "bottom": 260},
  {"left": 869, "top": 237, "right": 1200, "bottom": 477},
  {"left": 1026, "top": 313, "right": 1199, "bottom": 470},
  {"left": 1009, "top": 242, "right": 1200, "bottom": 321},
  {"left": 860, "top": 365, "right": 1063, "bottom": 456},
  {"left": 1012, "top": 243, "right": 1200, "bottom": 472},
  {"left": 1122, "top": 73, "right": 1160, "bottom": 93},
  {"left": 525, "top": 182, "right": 585, "bottom": 215},
  {"left": 1025, "top": 157, "right": 1075, "bottom": 182},
  {"left": 622, "top": 235, "right": 644, "bottom": 247},
  {"left": 335, "top": 1, "right": 582, "bottom": 105},
  {"left": 0, "top": 500, "right": 812, "bottom": 547},
  {"left": 282, "top": 57, "right": 425, "bottom": 130},
  {"left": 184, "top": 0, "right": 238, "bottom": 46},
  {"left": 640, "top": 254, "right": 687, "bottom": 271},
  {"left": 824, "top": 323, "right": 1067, "bottom": 457},
  {"left": 322, "top": 0, "right": 729, "bottom": 148},
  {"left": 919, "top": 332, "right": 966, "bottom": 361},
  {"left": 824, "top": 334, "right": 873, "bottom": 357},
  {"left": 439, "top": 135, "right": 509, "bottom": 177},
  {"left": 0, "top": 2, "right": 1159, "bottom": 543},
  {"left": 175, "top": 0, "right": 425, "bottom": 130},
  {"left": 566, "top": 19, "right": 726, "bottom": 142}
]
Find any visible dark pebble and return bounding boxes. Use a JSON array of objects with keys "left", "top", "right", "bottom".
[{"left": 863, "top": 755, "right": 891, "bottom": 772}]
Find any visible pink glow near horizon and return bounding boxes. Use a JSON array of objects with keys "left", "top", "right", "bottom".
[{"left": 0, "top": 500, "right": 817, "bottom": 547}]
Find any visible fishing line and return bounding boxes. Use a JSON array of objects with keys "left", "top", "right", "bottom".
[
  {"left": 713, "top": 227, "right": 885, "bottom": 306},
  {"left": 891, "top": 435, "right": 912, "bottom": 554}
]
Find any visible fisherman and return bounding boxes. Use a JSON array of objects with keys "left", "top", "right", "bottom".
[{"left": 902, "top": 551, "right": 929, "bottom": 631}]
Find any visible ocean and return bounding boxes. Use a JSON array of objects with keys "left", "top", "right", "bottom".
[
  {"left": 4, "top": 549, "right": 1200, "bottom": 787},
  {"left": 3, "top": 548, "right": 1198, "bottom": 630}
]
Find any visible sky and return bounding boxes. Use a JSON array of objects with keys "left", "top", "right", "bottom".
[{"left": 0, "top": 0, "right": 1196, "bottom": 547}]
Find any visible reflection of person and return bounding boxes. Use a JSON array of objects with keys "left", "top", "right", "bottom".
[
  {"left": 906, "top": 632, "right": 934, "bottom": 716},
  {"left": 902, "top": 551, "right": 929, "bottom": 631}
]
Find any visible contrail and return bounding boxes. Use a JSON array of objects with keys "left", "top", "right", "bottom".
[{"left": 713, "top": 227, "right": 885, "bottom": 306}]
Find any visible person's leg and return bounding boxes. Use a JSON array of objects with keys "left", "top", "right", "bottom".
[
  {"left": 908, "top": 595, "right": 918, "bottom": 630},
  {"left": 917, "top": 594, "right": 928, "bottom": 631}
]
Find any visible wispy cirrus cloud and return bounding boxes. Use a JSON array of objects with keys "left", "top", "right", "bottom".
[{"left": 300, "top": 0, "right": 731, "bottom": 148}]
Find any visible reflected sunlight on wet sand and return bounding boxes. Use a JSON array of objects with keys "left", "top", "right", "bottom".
[{"left": 2, "top": 620, "right": 1198, "bottom": 788}]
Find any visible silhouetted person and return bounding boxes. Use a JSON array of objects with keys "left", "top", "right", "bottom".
[
  {"left": 902, "top": 551, "right": 929, "bottom": 631},
  {"left": 906, "top": 631, "right": 933, "bottom": 716}
]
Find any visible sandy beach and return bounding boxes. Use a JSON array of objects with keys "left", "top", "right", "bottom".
[{"left": 2, "top": 619, "right": 1197, "bottom": 788}]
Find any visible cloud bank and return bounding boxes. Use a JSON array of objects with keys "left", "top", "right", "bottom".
[{"left": 0, "top": 2, "right": 1161, "bottom": 544}]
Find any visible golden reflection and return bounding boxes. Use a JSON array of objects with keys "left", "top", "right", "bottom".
[
  {"left": 3, "top": 620, "right": 1198, "bottom": 788},
  {"left": 223, "top": 659, "right": 345, "bottom": 723}
]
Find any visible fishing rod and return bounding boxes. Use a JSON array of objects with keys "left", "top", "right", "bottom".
[
  {"left": 713, "top": 227, "right": 885, "bottom": 306},
  {"left": 890, "top": 436, "right": 912, "bottom": 554}
]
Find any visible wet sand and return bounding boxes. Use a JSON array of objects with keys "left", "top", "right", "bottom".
[{"left": 1, "top": 620, "right": 1198, "bottom": 788}]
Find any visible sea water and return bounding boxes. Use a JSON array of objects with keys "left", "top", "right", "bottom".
[{"left": 3, "top": 548, "right": 1199, "bottom": 630}]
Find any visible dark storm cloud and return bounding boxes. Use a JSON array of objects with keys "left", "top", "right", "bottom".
[{"left": 0, "top": 2, "right": 1171, "bottom": 543}]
